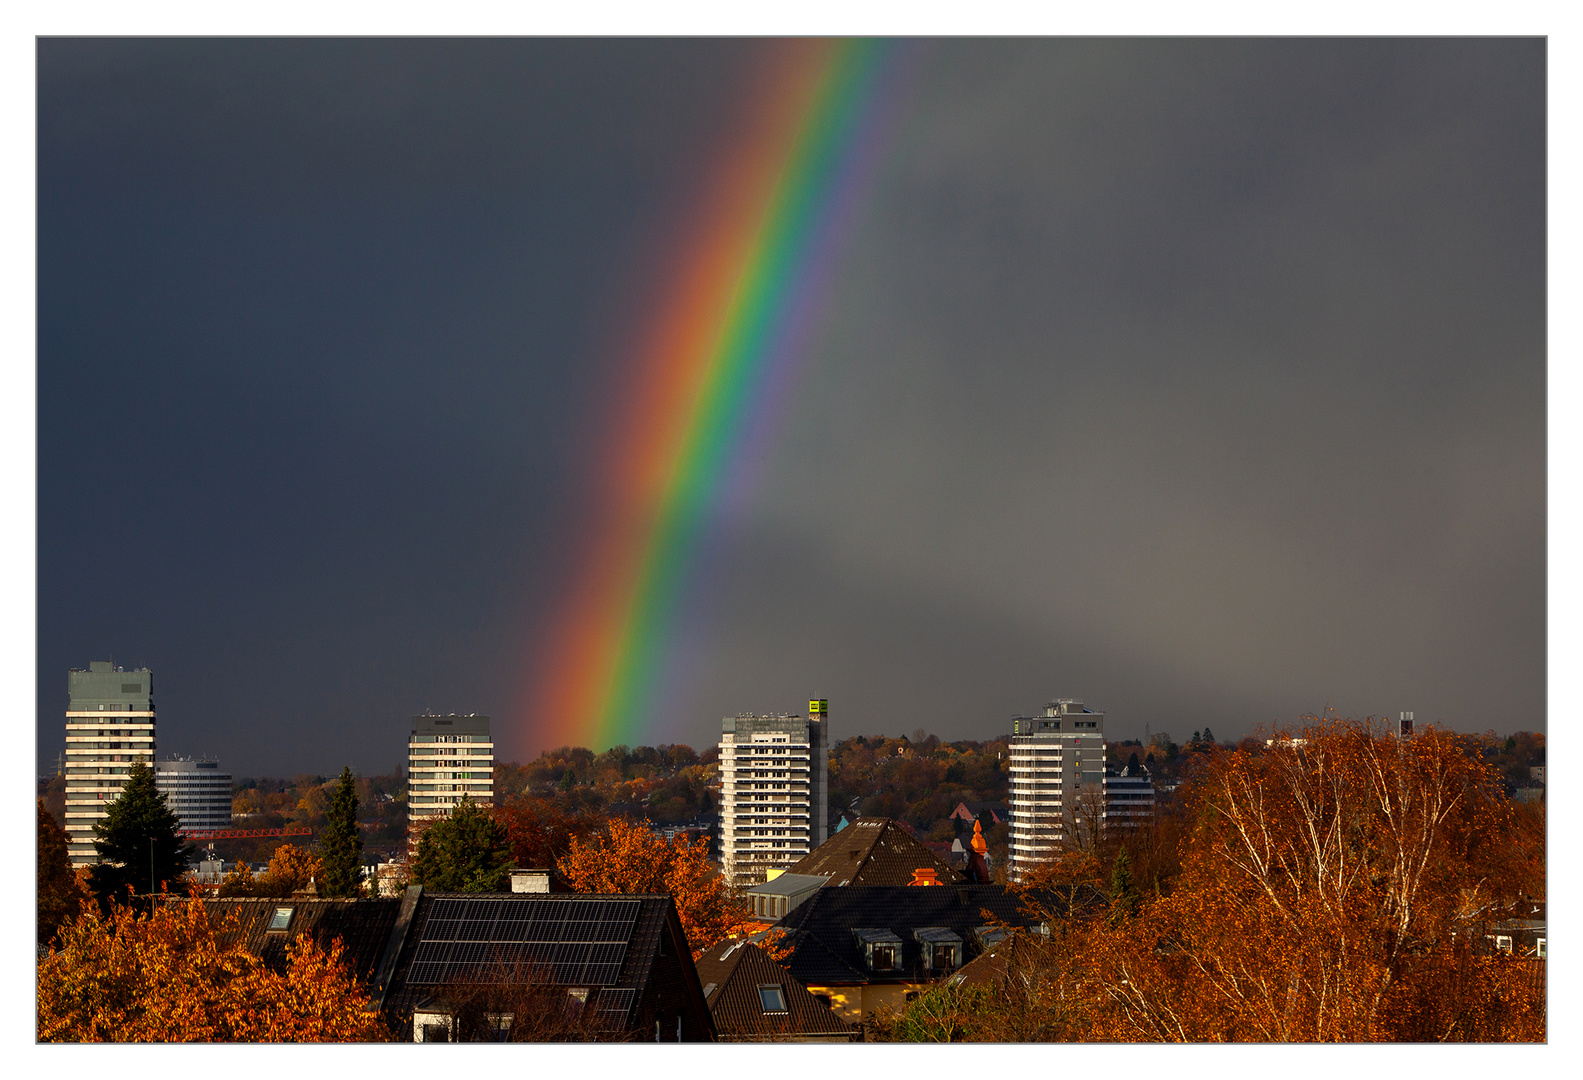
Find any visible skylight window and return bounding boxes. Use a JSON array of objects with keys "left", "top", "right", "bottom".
[
  {"left": 758, "top": 984, "right": 787, "bottom": 1013},
  {"left": 268, "top": 907, "right": 294, "bottom": 931}
]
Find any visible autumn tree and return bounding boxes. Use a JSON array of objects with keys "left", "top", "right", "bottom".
[
  {"left": 494, "top": 795, "right": 594, "bottom": 869},
  {"left": 39, "top": 799, "right": 87, "bottom": 946},
  {"left": 88, "top": 762, "right": 194, "bottom": 908},
  {"left": 557, "top": 817, "right": 755, "bottom": 957},
  {"left": 319, "top": 767, "right": 364, "bottom": 897},
  {"left": 1081, "top": 718, "right": 1545, "bottom": 1042},
  {"left": 218, "top": 843, "right": 323, "bottom": 898},
  {"left": 37, "top": 895, "right": 389, "bottom": 1041},
  {"left": 411, "top": 796, "right": 513, "bottom": 892}
]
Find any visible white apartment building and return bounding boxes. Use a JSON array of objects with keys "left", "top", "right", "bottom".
[
  {"left": 154, "top": 757, "right": 233, "bottom": 833},
  {"left": 407, "top": 713, "right": 494, "bottom": 846},
  {"left": 64, "top": 662, "right": 156, "bottom": 866},
  {"left": 1103, "top": 763, "right": 1155, "bottom": 830},
  {"left": 1007, "top": 699, "right": 1106, "bottom": 880},
  {"left": 718, "top": 701, "right": 829, "bottom": 888}
]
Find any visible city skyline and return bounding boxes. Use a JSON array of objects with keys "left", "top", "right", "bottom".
[{"left": 38, "top": 39, "right": 1545, "bottom": 777}]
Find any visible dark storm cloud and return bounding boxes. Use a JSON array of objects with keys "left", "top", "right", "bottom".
[
  {"left": 38, "top": 39, "right": 1544, "bottom": 774},
  {"left": 678, "top": 39, "right": 1544, "bottom": 745}
]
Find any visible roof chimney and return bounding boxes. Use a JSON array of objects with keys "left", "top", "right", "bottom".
[
  {"left": 909, "top": 868, "right": 941, "bottom": 887},
  {"left": 965, "top": 820, "right": 992, "bottom": 884}
]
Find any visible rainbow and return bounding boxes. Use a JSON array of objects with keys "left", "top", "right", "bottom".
[{"left": 525, "top": 39, "right": 910, "bottom": 753}]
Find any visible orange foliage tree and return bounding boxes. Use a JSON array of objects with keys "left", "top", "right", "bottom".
[
  {"left": 875, "top": 718, "right": 1544, "bottom": 1043},
  {"left": 218, "top": 842, "right": 325, "bottom": 898},
  {"left": 38, "top": 895, "right": 389, "bottom": 1041},
  {"left": 557, "top": 818, "right": 755, "bottom": 957},
  {"left": 1066, "top": 719, "right": 1543, "bottom": 1041},
  {"left": 493, "top": 795, "right": 596, "bottom": 869}
]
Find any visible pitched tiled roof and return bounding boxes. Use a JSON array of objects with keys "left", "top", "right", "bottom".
[
  {"left": 947, "top": 932, "right": 1045, "bottom": 991},
  {"left": 774, "top": 885, "right": 1039, "bottom": 987},
  {"left": 200, "top": 897, "right": 401, "bottom": 983},
  {"left": 694, "top": 940, "right": 855, "bottom": 1040},
  {"left": 782, "top": 818, "right": 966, "bottom": 887},
  {"left": 379, "top": 892, "right": 715, "bottom": 1040}
]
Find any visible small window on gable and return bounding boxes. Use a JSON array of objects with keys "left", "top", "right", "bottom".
[
  {"left": 268, "top": 907, "right": 294, "bottom": 931},
  {"left": 758, "top": 984, "right": 787, "bottom": 1013}
]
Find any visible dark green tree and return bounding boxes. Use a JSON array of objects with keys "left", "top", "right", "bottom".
[
  {"left": 39, "top": 799, "right": 86, "bottom": 946},
  {"left": 1127, "top": 752, "right": 1141, "bottom": 773},
  {"left": 1201, "top": 727, "right": 1216, "bottom": 746},
  {"left": 1109, "top": 845, "right": 1141, "bottom": 922},
  {"left": 410, "top": 797, "right": 513, "bottom": 892},
  {"left": 318, "top": 766, "right": 364, "bottom": 897},
  {"left": 88, "top": 762, "right": 194, "bottom": 908}
]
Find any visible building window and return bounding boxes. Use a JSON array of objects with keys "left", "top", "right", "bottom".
[
  {"left": 872, "top": 944, "right": 897, "bottom": 971},
  {"left": 268, "top": 907, "right": 294, "bottom": 931},
  {"left": 1495, "top": 935, "right": 1513, "bottom": 953},
  {"left": 758, "top": 985, "right": 787, "bottom": 1013}
]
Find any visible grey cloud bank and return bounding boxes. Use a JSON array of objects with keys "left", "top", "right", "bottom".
[{"left": 38, "top": 39, "right": 1544, "bottom": 773}]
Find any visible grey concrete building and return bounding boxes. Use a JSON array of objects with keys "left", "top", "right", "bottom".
[
  {"left": 407, "top": 714, "right": 494, "bottom": 846},
  {"left": 718, "top": 702, "right": 829, "bottom": 888},
  {"left": 155, "top": 757, "right": 233, "bottom": 833},
  {"left": 64, "top": 662, "right": 156, "bottom": 866},
  {"left": 1007, "top": 699, "right": 1106, "bottom": 880}
]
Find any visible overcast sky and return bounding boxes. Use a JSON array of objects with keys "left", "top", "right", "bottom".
[{"left": 36, "top": 38, "right": 1545, "bottom": 777}]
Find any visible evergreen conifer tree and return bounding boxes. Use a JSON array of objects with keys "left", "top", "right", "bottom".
[
  {"left": 410, "top": 797, "right": 513, "bottom": 892},
  {"left": 89, "top": 762, "right": 193, "bottom": 907},
  {"left": 1109, "top": 845, "right": 1141, "bottom": 922},
  {"left": 318, "top": 767, "right": 364, "bottom": 897}
]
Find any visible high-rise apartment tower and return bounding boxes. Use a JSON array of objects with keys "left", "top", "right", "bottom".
[
  {"left": 1007, "top": 699, "right": 1105, "bottom": 881},
  {"left": 64, "top": 662, "right": 156, "bottom": 866},
  {"left": 407, "top": 714, "right": 494, "bottom": 846},
  {"left": 718, "top": 700, "right": 829, "bottom": 888}
]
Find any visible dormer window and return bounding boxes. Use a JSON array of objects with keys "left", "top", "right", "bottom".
[
  {"left": 854, "top": 928, "right": 902, "bottom": 971},
  {"left": 914, "top": 927, "right": 963, "bottom": 971}
]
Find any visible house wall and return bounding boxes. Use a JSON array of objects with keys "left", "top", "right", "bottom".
[
  {"left": 632, "top": 920, "right": 714, "bottom": 1042},
  {"left": 803, "top": 982, "right": 930, "bottom": 1024}
]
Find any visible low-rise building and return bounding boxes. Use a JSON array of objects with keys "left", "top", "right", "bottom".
[
  {"left": 770, "top": 884, "right": 1042, "bottom": 1024},
  {"left": 191, "top": 887, "right": 716, "bottom": 1042},
  {"left": 744, "top": 872, "right": 830, "bottom": 923},
  {"left": 778, "top": 817, "right": 966, "bottom": 888},
  {"left": 694, "top": 939, "right": 855, "bottom": 1042}
]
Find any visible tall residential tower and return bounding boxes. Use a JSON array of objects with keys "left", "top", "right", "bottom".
[
  {"left": 1007, "top": 699, "right": 1105, "bottom": 881},
  {"left": 718, "top": 700, "right": 829, "bottom": 888},
  {"left": 407, "top": 714, "right": 494, "bottom": 847},
  {"left": 64, "top": 662, "right": 156, "bottom": 866}
]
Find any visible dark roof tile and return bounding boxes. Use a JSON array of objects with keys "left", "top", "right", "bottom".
[{"left": 783, "top": 818, "right": 965, "bottom": 887}]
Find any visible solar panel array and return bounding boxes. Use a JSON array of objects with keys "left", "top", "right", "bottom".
[
  {"left": 593, "top": 987, "right": 637, "bottom": 1028},
  {"left": 407, "top": 896, "right": 642, "bottom": 986}
]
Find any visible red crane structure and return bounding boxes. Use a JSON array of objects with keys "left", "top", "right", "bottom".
[{"left": 179, "top": 826, "right": 313, "bottom": 843}]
